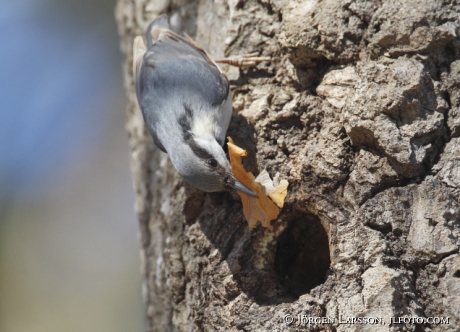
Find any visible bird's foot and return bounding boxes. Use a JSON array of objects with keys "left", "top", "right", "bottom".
[{"left": 215, "top": 53, "right": 272, "bottom": 67}]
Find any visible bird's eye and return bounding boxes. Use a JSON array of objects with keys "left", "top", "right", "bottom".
[{"left": 206, "top": 158, "right": 218, "bottom": 167}]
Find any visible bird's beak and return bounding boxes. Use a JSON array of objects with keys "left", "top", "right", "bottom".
[{"left": 226, "top": 176, "right": 258, "bottom": 198}]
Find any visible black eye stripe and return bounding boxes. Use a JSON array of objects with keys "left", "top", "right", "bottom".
[{"left": 188, "top": 140, "right": 214, "bottom": 160}]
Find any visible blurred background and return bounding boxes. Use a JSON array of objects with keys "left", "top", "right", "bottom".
[{"left": 0, "top": 0, "right": 144, "bottom": 331}]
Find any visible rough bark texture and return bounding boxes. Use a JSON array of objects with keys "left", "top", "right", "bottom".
[{"left": 116, "top": 0, "right": 460, "bottom": 331}]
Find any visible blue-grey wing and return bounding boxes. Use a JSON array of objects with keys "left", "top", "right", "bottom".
[
  {"left": 136, "top": 23, "right": 230, "bottom": 150},
  {"left": 141, "top": 29, "right": 229, "bottom": 107},
  {"left": 140, "top": 56, "right": 229, "bottom": 108}
]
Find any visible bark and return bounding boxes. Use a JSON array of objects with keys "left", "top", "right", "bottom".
[{"left": 115, "top": 0, "right": 460, "bottom": 331}]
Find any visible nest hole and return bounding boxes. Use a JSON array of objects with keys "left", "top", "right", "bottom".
[{"left": 274, "top": 214, "right": 331, "bottom": 298}]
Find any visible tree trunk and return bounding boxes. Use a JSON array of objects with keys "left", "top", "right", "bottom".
[{"left": 116, "top": 0, "right": 460, "bottom": 331}]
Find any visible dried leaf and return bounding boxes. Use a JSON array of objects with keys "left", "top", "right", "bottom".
[
  {"left": 255, "top": 169, "right": 276, "bottom": 194},
  {"left": 255, "top": 170, "right": 289, "bottom": 208},
  {"left": 227, "top": 137, "right": 289, "bottom": 230}
]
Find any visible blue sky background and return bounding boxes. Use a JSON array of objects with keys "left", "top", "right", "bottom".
[
  {"left": 0, "top": 1, "right": 115, "bottom": 195},
  {"left": 0, "top": 1, "right": 144, "bottom": 331}
]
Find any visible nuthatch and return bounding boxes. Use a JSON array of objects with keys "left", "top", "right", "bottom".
[{"left": 133, "top": 15, "right": 258, "bottom": 197}]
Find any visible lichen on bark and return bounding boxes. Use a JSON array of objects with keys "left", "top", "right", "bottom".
[{"left": 116, "top": 0, "right": 460, "bottom": 331}]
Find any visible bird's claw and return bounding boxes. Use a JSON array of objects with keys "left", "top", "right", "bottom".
[{"left": 215, "top": 53, "right": 272, "bottom": 67}]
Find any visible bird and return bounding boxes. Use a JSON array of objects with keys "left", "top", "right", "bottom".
[{"left": 133, "top": 15, "right": 258, "bottom": 197}]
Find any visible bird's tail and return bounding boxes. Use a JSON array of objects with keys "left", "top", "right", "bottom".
[{"left": 145, "top": 15, "right": 169, "bottom": 48}]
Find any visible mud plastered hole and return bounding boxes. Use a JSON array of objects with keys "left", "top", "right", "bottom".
[{"left": 274, "top": 214, "right": 331, "bottom": 298}]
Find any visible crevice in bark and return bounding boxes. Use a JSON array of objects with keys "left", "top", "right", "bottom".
[
  {"left": 256, "top": 0, "right": 274, "bottom": 15},
  {"left": 359, "top": 175, "right": 413, "bottom": 209},
  {"left": 227, "top": 115, "right": 259, "bottom": 174},
  {"left": 294, "top": 58, "right": 340, "bottom": 94},
  {"left": 365, "top": 218, "right": 393, "bottom": 234}
]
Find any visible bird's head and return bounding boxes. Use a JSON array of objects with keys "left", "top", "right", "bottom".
[{"left": 169, "top": 136, "right": 257, "bottom": 197}]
